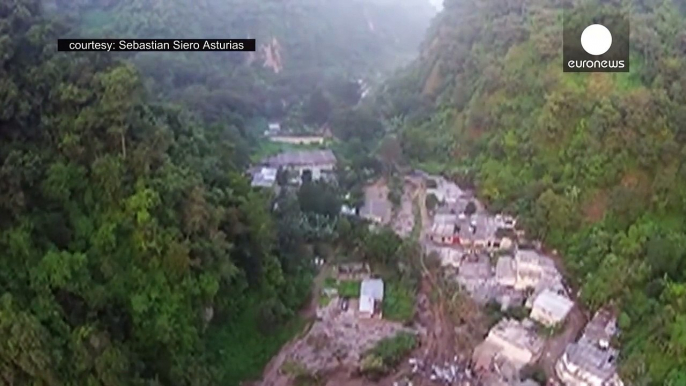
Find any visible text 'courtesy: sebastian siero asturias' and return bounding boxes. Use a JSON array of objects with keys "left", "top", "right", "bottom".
[{"left": 57, "top": 39, "right": 257, "bottom": 52}]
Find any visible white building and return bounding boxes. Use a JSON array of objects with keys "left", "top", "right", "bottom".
[
  {"left": 473, "top": 318, "right": 544, "bottom": 370},
  {"left": 555, "top": 309, "right": 624, "bottom": 386},
  {"left": 250, "top": 167, "right": 278, "bottom": 188},
  {"left": 359, "top": 278, "right": 384, "bottom": 318},
  {"left": 529, "top": 289, "right": 574, "bottom": 326}
]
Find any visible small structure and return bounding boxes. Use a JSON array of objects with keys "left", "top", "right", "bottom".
[
  {"left": 529, "top": 289, "right": 574, "bottom": 326},
  {"left": 555, "top": 308, "right": 624, "bottom": 386},
  {"left": 340, "top": 204, "right": 356, "bottom": 216},
  {"left": 250, "top": 167, "right": 278, "bottom": 188},
  {"left": 359, "top": 278, "right": 384, "bottom": 318},
  {"left": 495, "top": 256, "right": 517, "bottom": 287},
  {"left": 473, "top": 318, "right": 544, "bottom": 371},
  {"left": 267, "top": 122, "right": 281, "bottom": 135}
]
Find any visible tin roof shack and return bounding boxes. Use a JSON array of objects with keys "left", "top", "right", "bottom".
[
  {"left": 261, "top": 149, "right": 336, "bottom": 182},
  {"left": 529, "top": 289, "right": 574, "bottom": 326},
  {"left": 555, "top": 309, "right": 624, "bottom": 386},
  {"left": 359, "top": 278, "right": 384, "bottom": 318},
  {"left": 473, "top": 319, "right": 544, "bottom": 373}
]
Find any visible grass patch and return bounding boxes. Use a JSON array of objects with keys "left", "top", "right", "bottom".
[
  {"left": 337, "top": 280, "right": 361, "bottom": 298},
  {"left": 318, "top": 295, "right": 332, "bottom": 307},
  {"left": 360, "top": 332, "right": 417, "bottom": 379},
  {"left": 206, "top": 303, "right": 307, "bottom": 385},
  {"left": 323, "top": 277, "right": 337, "bottom": 288},
  {"left": 281, "top": 360, "right": 323, "bottom": 386},
  {"left": 382, "top": 281, "right": 415, "bottom": 323}
]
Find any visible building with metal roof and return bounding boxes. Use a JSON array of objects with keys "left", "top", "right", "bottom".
[{"left": 359, "top": 278, "right": 384, "bottom": 317}]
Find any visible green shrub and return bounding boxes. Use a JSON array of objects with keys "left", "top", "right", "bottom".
[{"left": 337, "top": 280, "right": 361, "bottom": 297}]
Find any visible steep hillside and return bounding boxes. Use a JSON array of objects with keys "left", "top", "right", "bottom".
[
  {"left": 377, "top": 0, "right": 686, "bottom": 383},
  {"left": 0, "top": 1, "right": 326, "bottom": 384},
  {"left": 45, "top": 0, "right": 436, "bottom": 130}
]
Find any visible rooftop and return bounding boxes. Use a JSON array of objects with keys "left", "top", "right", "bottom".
[
  {"left": 359, "top": 199, "right": 391, "bottom": 221},
  {"left": 456, "top": 214, "right": 499, "bottom": 240},
  {"left": 262, "top": 149, "right": 336, "bottom": 167},
  {"left": 434, "top": 212, "right": 458, "bottom": 224},
  {"left": 360, "top": 278, "right": 384, "bottom": 300},
  {"left": 564, "top": 340, "right": 619, "bottom": 381},
  {"left": 489, "top": 318, "right": 544, "bottom": 354},
  {"left": 582, "top": 308, "right": 618, "bottom": 344},
  {"left": 531, "top": 289, "right": 574, "bottom": 320},
  {"left": 431, "top": 223, "right": 457, "bottom": 237}
]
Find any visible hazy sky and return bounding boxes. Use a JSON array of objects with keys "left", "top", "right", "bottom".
[{"left": 428, "top": 0, "right": 443, "bottom": 10}]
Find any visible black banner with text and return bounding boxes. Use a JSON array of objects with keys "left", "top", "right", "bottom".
[{"left": 57, "top": 39, "right": 256, "bottom": 52}]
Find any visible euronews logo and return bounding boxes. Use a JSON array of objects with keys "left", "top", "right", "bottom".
[{"left": 563, "top": 6, "right": 629, "bottom": 73}]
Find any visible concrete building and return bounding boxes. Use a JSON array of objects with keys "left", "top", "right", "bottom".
[
  {"left": 260, "top": 149, "right": 336, "bottom": 181},
  {"left": 555, "top": 309, "right": 624, "bottom": 386},
  {"left": 495, "top": 256, "right": 517, "bottom": 287},
  {"left": 529, "top": 289, "right": 574, "bottom": 326},
  {"left": 473, "top": 318, "right": 544, "bottom": 370},
  {"left": 359, "top": 278, "right": 384, "bottom": 318}
]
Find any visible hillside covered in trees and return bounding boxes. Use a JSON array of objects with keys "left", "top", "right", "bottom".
[
  {"left": 0, "top": 0, "right": 423, "bottom": 384},
  {"left": 375, "top": 0, "right": 686, "bottom": 383},
  {"left": 45, "top": 0, "right": 436, "bottom": 136}
]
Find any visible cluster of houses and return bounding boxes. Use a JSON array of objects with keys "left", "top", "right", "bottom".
[{"left": 425, "top": 176, "right": 624, "bottom": 386}]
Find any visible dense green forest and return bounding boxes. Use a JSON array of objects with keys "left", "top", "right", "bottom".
[
  {"left": 377, "top": 0, "right": 686, "bottom": 383},
  {"left": 0, "top": 0, "right": 435, "bottom": 384}
]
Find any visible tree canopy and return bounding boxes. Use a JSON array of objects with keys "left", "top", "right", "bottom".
[{"left": 378, "top": 0, "right": 686, "bottom": 382}]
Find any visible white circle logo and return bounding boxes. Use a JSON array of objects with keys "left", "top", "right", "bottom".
[{"left": 580, "top": 24, "right": 612, "bottom": 55}]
